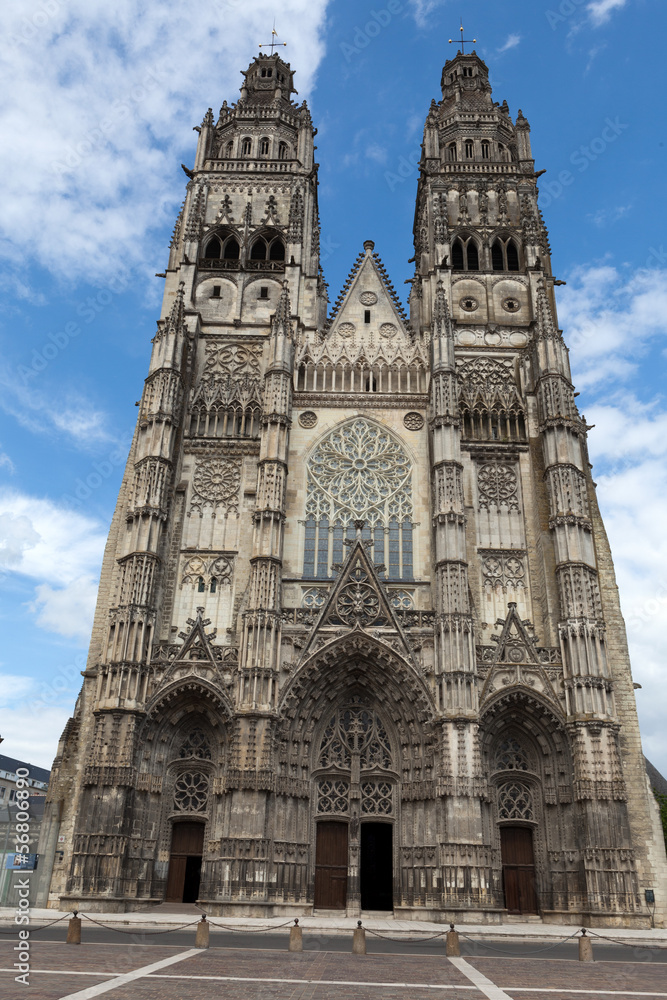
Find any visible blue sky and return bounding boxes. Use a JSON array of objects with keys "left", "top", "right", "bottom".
[{"left": 1, "top": 0, "right": 667, "bottom": 775}]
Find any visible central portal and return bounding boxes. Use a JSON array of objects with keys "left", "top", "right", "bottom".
[{"left": 360, "top": 822, "right": 393, "bottom": 911}]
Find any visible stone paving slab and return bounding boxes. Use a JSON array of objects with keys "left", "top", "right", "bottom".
[
  {"left": 0, "top": 940, "right": 184, "bottom": 974},
  {"left": 470, "top": 956, "right": 667, "bottom": 994},
  {"left": 0, "top": 971, "right": 112, "bottom": 999}
]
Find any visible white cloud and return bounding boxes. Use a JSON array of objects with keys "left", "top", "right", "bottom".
[
  {"left": 0, "top": 490, "right": 106, "bottom": 643},
  {"left": 0, "top": 0, "right": 329, "bottom": 286},
  {"left": 30, "top": 577, "right": 99, "bottom": 643},
  {"left": 410, "top": 0, "right": 450, "bottom": 29},
  {"left": 558, "top": 265, "right": 667, "bottom": 390},
  {"left": 498, "top": 34, "right": 521, "bottom": 53},
  {"left": 0, "top": 673, "right": 72, "bottom": 770},
  {"left": 587, "top": 0, "right": 628, "bottom": 25}
]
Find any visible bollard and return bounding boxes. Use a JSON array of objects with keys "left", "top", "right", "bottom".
[
  {"left": 195, "top": 914, "right": 210, "bottom": 949},
  {"left": 579, "top": 928, "right": 594, "bottom": 962},
  {"left": 352, "top": 919, "right": 367, "bottom": 955},
  {"left": 445, "top": 923, "right": 461, "bottom": 957},
  {"left": 288, "top": 918, "right": 303, "bottom": 952},
  {"left": 66, "top": 911, "right": 81, "bottom": 945}
]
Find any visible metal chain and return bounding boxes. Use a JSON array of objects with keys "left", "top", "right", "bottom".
[
  {"left": 458, "top": 928, "right": 581, "bottom": 955},
  {"left": 585, "top": 927, "right": 665, "bottom": 952},
  {"left": 365, "top": 926, "right": 445, "bottom": 943},
  {"left": 0, "top": 912, "right": 72, "bottom": 935},
  {"left": 205, "top": 917, "right": 295, "bottom": 933},
  {"left": 79, "top": 912, "right": 201, "bottom": 935}
]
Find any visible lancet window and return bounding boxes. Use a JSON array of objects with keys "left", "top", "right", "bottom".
[
  {"left": 492, "top": 236, "right": 520, "bottom": 272},
  {"left": 497, "top": 781, "right": 534, "bottom": 821},
  {"left": 303, "top": 419, "right": 414, "bottom": 579},
  {"left": 452, "top": 236, "right": 479, "bottom": 271}
]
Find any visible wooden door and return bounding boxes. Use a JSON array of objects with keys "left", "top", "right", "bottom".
[
  {"left": 314, "top": 821, "right": 348, "bottom": 909},
  {"left": 500, "top": 826, "right": 539, "bottom": 914},
  {"left": 165, "top": 822, "right": 204, "bottom": 903}
]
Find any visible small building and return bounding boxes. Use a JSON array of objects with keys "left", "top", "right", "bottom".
[{"left": 0, "top": 754, "right": 50, "bottom": 804}]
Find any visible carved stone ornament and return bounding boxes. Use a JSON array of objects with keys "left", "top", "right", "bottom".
[
  {"left": 337, "top": 322, "right": 355, "bottom": 338},
  {"left": 299, "top": 410, "right": 318, "bottom": 429},
  {"left": 502, "top": 297, "right": 521, "bottom": 313},
  {"left": 359, "top": 291, "right": 378, "bottom": 305},
  {"left": 460, "top": 296, "right": 479, "bottom": 312},
  {"left": 404, "top": 412, "right": 424, "bottom": 431},
  {"left": 190, "top": 458, "right": 241, "bottom": 514},
  {"left": 477, "top": 462, "right": 519, "bottom": 511},
  {"left": 379, "top": 322, "right": 398, "bottom": 339}
]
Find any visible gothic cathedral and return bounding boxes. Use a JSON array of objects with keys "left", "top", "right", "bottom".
[{"left": 37, "top": 49, "right": 667, "bottom": 926}]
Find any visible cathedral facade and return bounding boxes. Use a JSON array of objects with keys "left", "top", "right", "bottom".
[{"left": 36, "top": 50, "right": 667, "bottom": 926}]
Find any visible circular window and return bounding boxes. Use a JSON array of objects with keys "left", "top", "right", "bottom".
[
  {"left": 359, "top": 291, "right": 378, "bottom": 305},
  {"left": 299, "top": 411, "right": 318, "bottom": 429},
  {"left": 502, "top": 297, "right": 521, "bottom": 313},
  {"left": 337, "top": 322, "right": 355, "bottom": 338},
  {"left": 460, "top": 296, "right": 479, "bottom": 312},
  {"left": 404, "top": 412, "right": 424, "bottom": 431},
  {"left": 379, "top": 323, "right": 398, "bottom": 338}
]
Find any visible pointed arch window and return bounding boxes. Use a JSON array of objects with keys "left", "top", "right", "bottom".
[
  {"left": 316, "top": 706, "right": 394, "bottom": 817},
  {"left": 224, "top": 140, "right": 233, "bottom": 158},
  {"left": 498, "top": 781, "right": 534, "bottom": 821},
  {"left": 223, "top": 236, "right": 239, "bottom": 260},
  {"left": 447, "top": 142, "right": 457, "bottom": 162},
  {"left": 492, "top": 237, "right": 520, "bottom": 272},
  {"left": 250, "top": 232, "right": 285, "bottom": 263},
  {"left": 303, "top": 418, "right": 413, "bottom": 580},
  {"left": 204, "top": 236, "right": 221, "bottom": 259},
  {"left": 494, "top": 737, "right": 532, "bottom": 772},
  {"left": 452, "top": 236, "right": 480, "bottom": 272}
]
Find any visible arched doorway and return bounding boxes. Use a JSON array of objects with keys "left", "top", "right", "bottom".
[
  {"left": 166, "top": 821, "right": 204, "bottom": 903},
  {"left": 312, "top": 702, "right": 397, "bottom": 912},
  {"left": 500, "top": 825, "right": 538, "bottom": 915}
]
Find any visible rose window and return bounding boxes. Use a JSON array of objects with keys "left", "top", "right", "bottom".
[
  {"left": 477, "top": 463, "right": 519, "bottom": 511},
  {"left": 191, "top": 458, "right": 241, "bottom": 513},
  {"left": 174, "top": 772, "right": 209, "bottom": 812},
  {"left": 304, "top": 419, "right": 413, "bottom": 579}
]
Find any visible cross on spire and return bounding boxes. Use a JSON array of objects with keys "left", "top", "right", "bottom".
[
  {"left": 259, "top": 24, "right": 287, "bottom": 55},
  {"left": 449, "top": 18, "right": 477, "bottom": 54}
]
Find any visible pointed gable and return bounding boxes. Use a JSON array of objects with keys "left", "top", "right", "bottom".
[
  {"left": 325, "top": 239, "right": 412, "bottom": 346},
  {"left": 300, "top": 532, "right": 415, "bottom": 666}
]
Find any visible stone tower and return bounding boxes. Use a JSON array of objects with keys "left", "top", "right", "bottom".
[{"left": 36, "top": 49, "right": 666, "bottom": 926}]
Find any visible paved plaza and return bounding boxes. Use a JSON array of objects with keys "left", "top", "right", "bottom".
[{"left": 1, "top": 933, "right": 666, "bottom": 1000}]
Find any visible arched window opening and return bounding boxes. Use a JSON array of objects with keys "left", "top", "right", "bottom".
[
  {"left": 224, "top": 140, "right": 233, "bottom": 158},
  {"left": 241, "top": 136, "right": 252, "bottom": 156},
  {"left": 494, "top": 737, "right": 532, "bottom": 772},
  {"left": 210, "top": 577, "right": 217, "bottom": 593},
  {"left": 179, "top": 729, "right": 212, "bottom": 761},
  {"left": 452, "top": 238, "right": 465, "bottom": 270},
  {"left": 447, "top": 142, "right": 457, "bottom": 162},
  {"left": 259, "top": 137, "right": 270, "bottom": 156},
  {"left": 492, "top": 237, "right": 521, "bottom": 272},
  {"left": 304, "top": 419, "right": 413, "bottom": 580},
  {"left": 452, "top": 236, "right": 479, "bottom": 271},
  {"left": 204, "top": 236, "right": 222, "bottom": 259},
  {"left": 269, "top": 237, "right": 285, "bottom": 261},
  {"left": 465, "top": 139, "right": 474, "bottom": 159},
  {"left": 250, "top": 238, "right": 267, "bottom": 260},
  {"left": 223, "top": 236, "right": 239, "bottom": 260},
  {"left": 481, "top": 140, "right": 490, "bottom": 160},
  {"left": 278, "top": 141, "right": 288, "bottom": 160},
  {"left": 197, "top": 576, "right": 205, "bottom": 593}
]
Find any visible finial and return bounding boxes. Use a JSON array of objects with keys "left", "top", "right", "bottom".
[
  {"left": 449, "top": 19, "right": 477, "bottom": 54},
  {"left": 363, "top": 240, "right": 375, "bottom": 253}
]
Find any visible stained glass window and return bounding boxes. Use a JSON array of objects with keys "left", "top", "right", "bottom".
[{"left": 304, "top": 419, "right": 413, "bottom": 579}]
